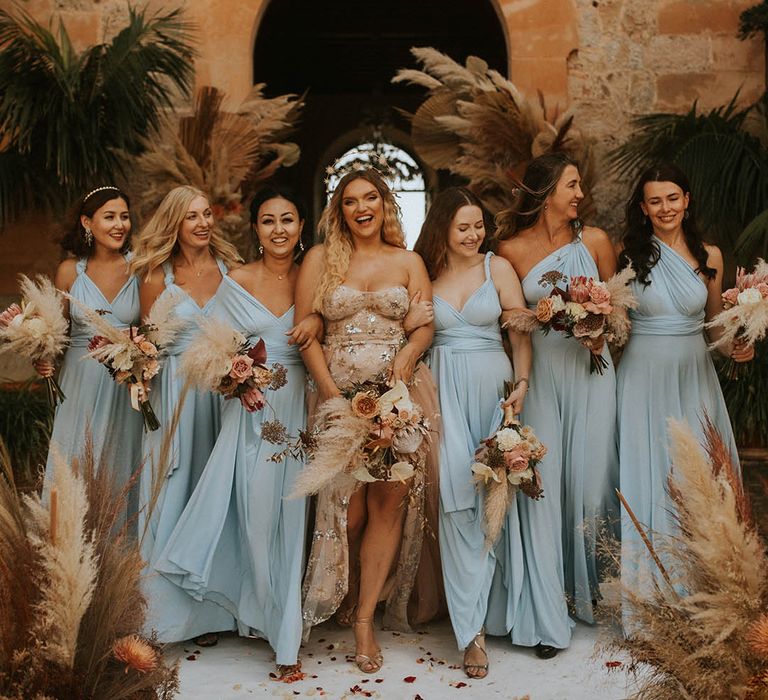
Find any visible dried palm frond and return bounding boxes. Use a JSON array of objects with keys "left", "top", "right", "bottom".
[
  {"left": 606, "top": 416, "right": 768, "bottom": 698},
  {"left": 134, "top": 84, "right": 303, "bottom": 259},
  {"left": 394, "top": 47, "right": 597, "bottom": 217}
]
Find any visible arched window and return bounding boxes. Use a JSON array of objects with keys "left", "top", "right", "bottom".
[{"left": 325, "top": 141, "right": 427, "bottom": 249}]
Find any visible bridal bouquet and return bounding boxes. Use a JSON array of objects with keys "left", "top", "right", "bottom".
[
  {"left": 706, "top": 259, "right": 768, "bottom": 377},
  {"left": 0, "top": 275, "right": 69, "bottom": 407},
  {"left": 504, "top": 266, "right": 637, "bottom": 374},
  {"left": 78, "top": 294, "right": 185, "bottom": 431},
  {"left": 180, "top": 318, "right": 287, "bottom": 412},
  {"left": 472, "top": 386, "right": 546, "bottom": 547},
  {"left": 291, "top": 379, "right": 432, "bottom": 498}
]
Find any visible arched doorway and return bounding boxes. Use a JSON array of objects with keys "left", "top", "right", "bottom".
[{"left": 252, "top": 0, "right": 507, "bottom": 237}]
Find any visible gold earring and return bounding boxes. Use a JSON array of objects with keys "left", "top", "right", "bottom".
[{"left": 84, "top": 227, "right": 93, "bottom": 245}]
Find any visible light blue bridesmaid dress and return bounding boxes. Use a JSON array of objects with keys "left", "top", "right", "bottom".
[
  {"left": 44, "top": 256, "right": 143, "bottom": 516},
  {"left": 139, "top": 259, "right": 236, "bottom": 642},
  {"left": 494, "top": 230, "right": 618, "bottom": 646},
  {"left": 618, "top": 238, "right": 738, "bottom": 614},
  {"left": 153, "top": 275, "right": 307, "bottom": 665},
  {"left": 429, "top": 252, "right": 524, "bottom": 651}
]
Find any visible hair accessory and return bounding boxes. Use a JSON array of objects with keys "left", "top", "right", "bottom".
[
  {"left": 323, "top": 150, "right": 397, "bottom": 195},
  {"left": 83, "top": 185, "right": 120, "bottom": 202},
  {"left": 84, "top": 227, "right": 94, "bottom": 246}
]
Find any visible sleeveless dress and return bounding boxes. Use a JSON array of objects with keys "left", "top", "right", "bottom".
[
  {"left": 153, "top": 275, "right": 308, "bottom": 665},
  {"left": 139, "top": 259, "right": 236, "bottom": 642},
  {"left": 301, "top": 284, "right": 443, "bottom": 637},
  {"left": 44, "top": 256, "right": 143, "bottom": 521},
  {"left": 618, "top": 238, "right": 739, "bottom": 614},
  {"left": 492, "top": 233, "right": 618, "bottom": 646},
  {"left": 429, "top": 252, "right": 523, "bottom": 651}
]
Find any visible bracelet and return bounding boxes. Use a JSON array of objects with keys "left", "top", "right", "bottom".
[{"left": 513, "top": 377, "right": 529, "bottom": 390}]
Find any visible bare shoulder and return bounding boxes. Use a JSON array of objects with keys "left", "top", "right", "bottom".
[
  {"left": 489, "top": 252, "right": 515, "bottom": 276},
  {"left": 704, "top": 243, "right": 723, "bottom": 269},
  {"left": 496, "top": 236, "right": 524, "bottom": 260},
  {"left": 228, "top": 262, "right": 258, "bottom": 284},
  {"left": 54, "top": 258, "right": 78, "bottom": 291},
  {"left": 582, "top": 225, "right": 612, "bottom": 246},
  {"left": 302, "top": 243, "right": 325, "bottom": 266}
]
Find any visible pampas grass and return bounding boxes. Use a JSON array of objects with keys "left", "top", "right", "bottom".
[
  {"left": 393, "top": 47, "right": 597, "bottom": 217},
  {"left": 290, "top": 397, "right": 369, "bottom": 498},
  {"left": 0, "top": 430, "right": 180, "bottom": 698},
  {"left": 604, "top": 265, "right": 638, "bottom": 347},
  {"left": 179, "top": 317, "right": 246, "bottom": 391},
  {"left": 606, "top": 415, "right": 768, "bottom": 699},
  {"left": 482, "top": 478, "right": 515, "bottom": 549}
]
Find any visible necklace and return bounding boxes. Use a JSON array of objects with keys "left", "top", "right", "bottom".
[{"left": 263, "top": 261, "right": 291, "bottom": 281}]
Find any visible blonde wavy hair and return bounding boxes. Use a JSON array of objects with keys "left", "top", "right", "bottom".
[
  {"left": 130, "top": 185, "right": 242, "bottom": 281},
  {"left": 313, "top": 169, "right": 406, "bottom": 311}
]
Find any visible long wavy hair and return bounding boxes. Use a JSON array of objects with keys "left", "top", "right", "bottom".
[
  {"left": 313, "top": 169, "right": 406, "bottom": 311},
  {"left": 414, "top": 187, "right": 493, "bottom": 280},
  {"left": 130, "top": 185, "right": 242, "bottom": 281},
  {"left": 59, "top": 187, "right": 132, "bottom": 258},
  {"left": 618, "top": 164, "right": 715, "bottom": 286},
  {"left": 495, "top": 152, "right": 580, "bottom": 241}
]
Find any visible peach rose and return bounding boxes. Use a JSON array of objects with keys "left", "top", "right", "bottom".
[
  {"left": 137, "top": 340, "right": 158, "bottom": 357},
  {"left": 722, "top": 287, "right": 739, "bottom": 309},
  {"left": 535, "top": 297, "right": 555, "bottom": 323},
  {"left": 584, "top": 281, "right": 613, "bottom": 315},
  {"left": 351, "top": 391, "right": 380, "bottom": 419},
  {"left": 503, "top": 446, "right": 530, "bottom": 473},
  {"left": 229, "top": 354, "right": 254, "bottom": 382},
  {"left": 142, "top": 358, "right": 159, "bottom": 380}
]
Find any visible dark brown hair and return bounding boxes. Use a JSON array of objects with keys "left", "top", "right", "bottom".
[{"left": 59, "top": 187, "right": 131, "bottom": 258}]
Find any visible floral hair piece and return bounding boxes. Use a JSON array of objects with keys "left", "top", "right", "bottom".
[
  {"left": 83, "top": 186, "right": 120, "bottom": 203},
  {"left": 323, "top": 151, "right": 397, "bottom": 194}
]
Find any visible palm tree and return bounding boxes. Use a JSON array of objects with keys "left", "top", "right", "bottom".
[{"left": 0, "top": 5, "right": 195, "bottom": 227}]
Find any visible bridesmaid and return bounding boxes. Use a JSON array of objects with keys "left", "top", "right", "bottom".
[
  {"left": 495, "top": 153, "right": 619, "bottom": 654},
  {"left": 39, "top": 186, "right": 142, "bottom": 520},
  {"left": 153, "top": 186, "right": 311, "bottom": 680},
  {"left": 617, "top": 164, "right": 753, "bottom": 618},
  {"left": 297, "top": 168, "right": 442, "bottom": 673},
  {"left": 130, "top": 185, "right": 241, "bottom": 644},
  {"left": 414, "top": 187, "right": 531, "bottom": 678}
]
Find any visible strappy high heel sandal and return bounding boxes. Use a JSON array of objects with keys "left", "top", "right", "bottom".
[
  {"left": 463, "top": 629, "right": 489, "bottom": 679},
  {"left": 352, "top": 618, "right": 383, "bottom": 673}
]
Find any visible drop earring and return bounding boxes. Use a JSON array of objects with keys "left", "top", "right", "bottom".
[
  {"left": 84, "top": 227, "right": 93, "bottom": 245},
  {"left": 299, "top": 240, "right": 305, "bottom": 252},
  {"left": 258, "top": 244, "right": 264, "bottom": 255},
  {"left": 684, "top": 210, "right": 690, "bottom": 220}
]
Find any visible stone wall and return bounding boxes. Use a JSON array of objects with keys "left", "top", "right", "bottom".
[{"left": 1, "top": 0, "right": 763, "bottom": 289}]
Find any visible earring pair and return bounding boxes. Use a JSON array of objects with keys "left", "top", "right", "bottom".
[{"left": 258, "top": 240, "right": 305, "bottom": 255}]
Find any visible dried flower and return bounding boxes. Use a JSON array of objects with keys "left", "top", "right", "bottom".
[
  {"left": 261, "top": 420, "right": 288, "bottom": 445},
  {"left": 747, "top": 614, "right": 768, "bottom": 660},
  {"left": 113, "top": 635, "right": 159, "bottom": 674},
  {"left": 269, "top": 363, "right": 288, "bottom": 390}
]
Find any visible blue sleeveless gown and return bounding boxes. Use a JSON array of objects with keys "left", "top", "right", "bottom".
[
  {"left": 44, "top": 257, "right": 143, "bottom": 519},
  {"left": 139, "top": 260, "right": 236, "bottom": 642},
  {"left": 429, "top": 253, "right": 524, "bottom": 651},
  {"left": 153, "top": 276, "right": 308, "bottom": 665},
  {"left": 618, "top": 238, "right": 738, "bottom": 612}
]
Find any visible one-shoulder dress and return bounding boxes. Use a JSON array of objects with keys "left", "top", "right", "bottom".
[
  {"left": 429, "top": 252, "right": 524, "bottom": 650},
  {"left": 139, "top": 260, "right": 236, "bottom": 642},
  {"left": 154, "top": 275, "right": 308, "bottom": 664},
  {"left": 301, "top": 284, "right": 443, "bottom": 637},
  {"left": 618, "top": 238, "right": 738, "bottom": 615}
]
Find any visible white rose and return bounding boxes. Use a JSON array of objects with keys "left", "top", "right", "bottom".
[
  {"left": 508, "top": 467, "right": 534, "bottom": 486},
  {"left": 564, "top": 301, "right": 588, "bottom": 321},
  {"left": 550, "top": 295, "right": 566, "bottom": 313},
  {"left": 496, "top": 427, "right": 522, "bottom": 451},
  {"left": 737, "top": 288, "right": 762, "bottom": 305}
]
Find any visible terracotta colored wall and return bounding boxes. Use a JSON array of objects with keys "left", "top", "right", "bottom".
[{"left": 1, "top": 0, "right": 763, "bottom": 289}]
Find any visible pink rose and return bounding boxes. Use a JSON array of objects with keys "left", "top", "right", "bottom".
[
  {"left": 569, "top": 276, "right": 591, "bottom": 303},
  {"left": 0, "top": 303, "right": 22, "bottom": 328},
  {"left": 239, "top": 385, "right": 265, "bottom": 412},
  {"left": 503, "top": 447, "right": 530, "bottom": 473},
  {"left": 722, "top": 287, "right": 739, "bottom": 309},
  {"left": 583, "top": 281, "right": 613, "bottom": 315},
  {"left": 229, "top": 354, "right": 254, "bottom": 382},
  {"left": 142, "top": 358, "right": 159, "bottom": 380}
]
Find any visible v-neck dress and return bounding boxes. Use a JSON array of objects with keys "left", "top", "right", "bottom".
[
  {"left": 428, "top": 252, "right": 524, "bottom": 650},
  {"left": 618, "top": 238, "right": 738, "bottom": 626},
  {"left": 140, "top": 259, "right": 237, "bottom": 642},
  {"left": 154, "top": 275, "right": 308, "bottom": 665},
  {"left": 44, "top": 256, "right": 142, "bottom": 519}
]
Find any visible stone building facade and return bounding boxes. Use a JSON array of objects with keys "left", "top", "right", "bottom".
[{"left": 0, "top": 0, "right": 763, "bottom": 294}]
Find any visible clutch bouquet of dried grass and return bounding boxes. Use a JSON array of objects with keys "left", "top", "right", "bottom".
[
  {"left": 290, "top": 379, "right": 432, "bottom": 498},
  {"left": 471, "top": 382, "right": 546, "bottom": 548},
  {"left": 77, "top": 293, "right": 185, "bottom": 431},
  {"left": 0, "top": 275, "right": 69, "bottom": 407},
  {"left": 180, "top": 317, "right": 287, "bottom": 412},
  {"left": 504, "top": 266, "right": 637, "bottom": 373}
]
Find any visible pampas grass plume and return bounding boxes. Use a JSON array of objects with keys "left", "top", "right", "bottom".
[
  {"left": 112, "top": 635, "right": 158, "bottom": 674},
  {"left": 179, "top": 317, "right": 245, "bottom": 391},
  {"left": 143, "top": 291, "right": 186, "bottom": 348}
]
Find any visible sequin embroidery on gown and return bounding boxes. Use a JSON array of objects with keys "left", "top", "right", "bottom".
[{"left": 301, "top": 284, "right": 442, "bottom": 637}]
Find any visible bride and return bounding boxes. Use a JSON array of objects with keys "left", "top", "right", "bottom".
[{"left": 295, "top": 167, "right": 442, "bottom": 673}]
